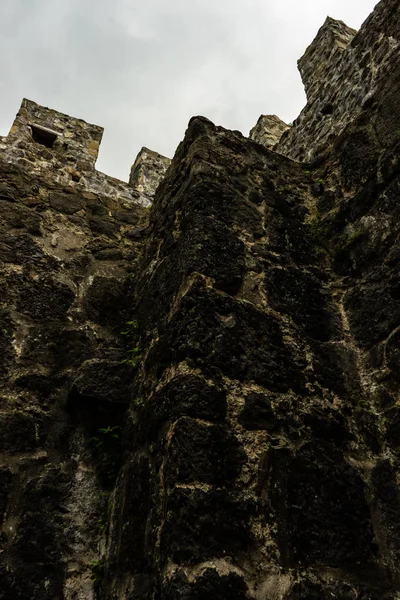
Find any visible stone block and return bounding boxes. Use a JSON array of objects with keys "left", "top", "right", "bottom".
[
  {"left": 161, "top": 488, "right": 254, "bottom": 563},
  {"left": 165, "top": 417, "right": 243, "bottom": 486}
]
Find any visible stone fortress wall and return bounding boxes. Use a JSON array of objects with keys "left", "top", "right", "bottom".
[{"left": 1, "top": 0, "right": 400, "bottom": 599}]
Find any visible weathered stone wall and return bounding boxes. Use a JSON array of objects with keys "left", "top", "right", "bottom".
[
  {"left": 298, "top": 17, "right": 357, "bottom": 105},
  {"left": 99, "top": 97, "right": 400, "bottom": 598},
  {"left": 129, "top": 147, "right": 171, "bottom": 207},
  {"left": 273, "top": 0, "right": 400, "bottom": 162},
  {"left": 2, "top": 0, "right": 400, "bottom": 598},
  {"left": 100, "top": 117, "right": 346, "bottom": 599},
  {"left": 0, "top": 152, "right": 148, "bottom": 599}
]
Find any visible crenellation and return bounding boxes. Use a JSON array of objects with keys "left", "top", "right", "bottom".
[
  {"left": 7, "top": 98, "right": 104, "bottom": 168},
  {"left": 129, "top": 146, "right": 171, "bottom": 206},
  {"left": 1, "top": 98, "right": 170, "bottom": 207},
  {"left": 249, "top": 114, "right": 290, "bottom": 148}
]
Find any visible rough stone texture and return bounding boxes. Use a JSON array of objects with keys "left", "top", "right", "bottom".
[
  {"left": 2, "top": 0, "right": 400, "bottom": 598},
  {"left": 298, "top": 17, "right": 357, "bottom": 105},
  {"left": 249, "top": 115, "right": 290, "bottom": 149},
  {"left": 0, "top": 98, "right": 170, "bottom": 206},
  {"left": 0, "top": 146, "right": 148, "bottom": 599},
  {"left": 129, "top": 147, "right": 171, "bottom": 206},
  {"left": 274, "top": 0, "right": 400, "bottom": 162},
  {"left": 100, "top": 106, "right": 400, "bottom": 598}
]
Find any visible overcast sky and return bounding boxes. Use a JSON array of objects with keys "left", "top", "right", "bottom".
[{"left": 0, "top": 0, "right": 378, "bottom": 181}]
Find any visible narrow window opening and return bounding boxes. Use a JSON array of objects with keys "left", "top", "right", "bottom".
[{"left": 30, "top": 124, "right": 58, "bottom": 148}]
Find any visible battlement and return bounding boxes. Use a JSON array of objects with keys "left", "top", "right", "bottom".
[
  {"left": 6, "top": 98, "right": 103, "bottom": 170},
  {"left": 249, "top": 114, "right": 290, "bottom": 148},
  {"left": 0, "top": 98, "right": 171, "bottom": 206}
]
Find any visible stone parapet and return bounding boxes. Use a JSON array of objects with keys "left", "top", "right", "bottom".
[
  {"left": 0, "top": 99, "right": 170, "bottom": 207},
  {"left": 249, "top": 114, "right": 290, "bottom": 149},
  {"left": 129, "top": 146, "right": 171, "bottom": 206}
]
